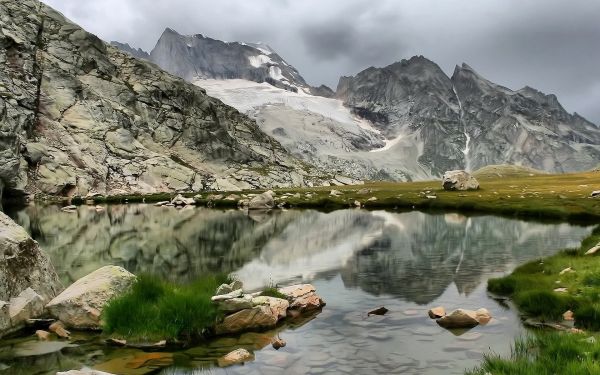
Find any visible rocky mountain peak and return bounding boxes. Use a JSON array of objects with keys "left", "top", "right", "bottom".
[{"left": 0, "top": 0, "right": 330, "bottom": 200}]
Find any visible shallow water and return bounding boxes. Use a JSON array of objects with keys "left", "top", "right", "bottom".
[{"left": 1, "top": 205, "right": 593, "bottom": 374}]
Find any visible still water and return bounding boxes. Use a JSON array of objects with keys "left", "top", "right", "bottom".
[{"left": 0, "top": 205, "right": 593, "bottom": 374}]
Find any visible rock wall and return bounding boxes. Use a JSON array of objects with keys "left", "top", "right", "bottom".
[{"left": 0, "top": 0, "right": 326, "bottom": 199}]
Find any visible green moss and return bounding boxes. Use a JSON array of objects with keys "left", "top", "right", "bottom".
[{"left": 102, "top": 273, "right": 230, "bottom": 342}]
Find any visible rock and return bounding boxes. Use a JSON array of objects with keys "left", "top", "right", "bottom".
[
  {"left": 0, "top": 212, "right": 62, "bottom": 301},
  {"left": 436, "top": 309, "right": 479, "bottom": 329},
  {"left": 272, "top": 337, "right": 286, "bottom": 350},
  {"left": 591, "top": 191, "right": 600, "bottom": 197},
  {"left": 49, "top": 321, "right": 71, "bottom": 339},
  {"left": 330, "top": 190, "right": 342, "bottom": 196},
  {"left": 474, "top": 308, "right": 492, "bottom": 324},
  {"left": 57, "top": 370, "right": 115, "bottom": 375},
  {"left": 250, "top": 296, "right": 289, "bottom": 320},
  {"left": 559, "top": 267, "right": 573, "bottom": 275},
  {"left": 215, "top": 280, "right": 243, "bottom": 296},
  {"left": 0, "top": 1, "right": 326, "bottom": 199},
  {"left": 35, "top": 330, "right": 51, "bottom": 340},
  {"left": 215, "top": 305, "right": 284, "bottom": 335},
  {"left": 217, "top": 297, "right": 253, "bottom": 313},
  {"left": 442, "top": 170, "right": 480, "bottom": 191},
  {"left": 367, "top": 197, "right": 377, "bottom": 201},
  {"left": 211, "top": 289, "right": 243, "bottom": 302},
  {"left": 353, "top": 200, "right": 361, "bottom": 208},
  {"left": 154, "top": 201, "right": 169, "bottom": 207},
  {"left": 61, "top": 205, "right": 77, "bottom": 212},
  {"left": 225, "top": 194, "right": 240, "bottom": 201},
  {"left": 9, "top": 287, "right": 44, "bottom": 324},
  {"left": 563, "top": 310, "right": 574, "bottom": 321},
  {"left": 0, "top": 302, "right": 9, "bottom": 333},
  {"left": 207, "top": 194, "right": 224, "bottom": 200},
  {"left": 215, "top": 284, "right": 234, "bottom": 296},
  {"left": 554, "top": 287, "right": 568, "bottom": 293},
  {"left": 585, "top": 244, "right": 600, "bottom": 255},
  {"left": 217, "top": 348, "right": 254, "bottom": 367},
  {"left": 278, "top": 284, "right": 325, "bottom": 312},
  {"left": 367, "top": 307, "right": 389, "bottom": 316},
  {"left": 428, "top": 306, "right": 446, "bottom": 319},
  {"left": 45, "top": 266, "right": 136, "bottom": 329},
  {"left": 171, "top": 194, "right": 195, "bottom": 206},
  {"left": 0, "top": 212, "right": 61, "bottom": 337},
  {"left": 357, "top": 188, "right": 371, "bottom": 194},
  {"left": 248, "top": 191, "right": 274, "bottom": 210}
]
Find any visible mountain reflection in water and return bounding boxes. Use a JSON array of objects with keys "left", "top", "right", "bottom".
[{"left": 11, "top": 205, "right": 590, "bottom": 306}]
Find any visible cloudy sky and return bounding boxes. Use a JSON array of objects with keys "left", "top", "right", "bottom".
[{"left": 43, "top": 0, "right": 600, "bottom": 123}]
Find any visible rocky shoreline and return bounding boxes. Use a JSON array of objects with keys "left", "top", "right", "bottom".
[{"left": 0, "top": 210, "right": 326, "bottom": 373}]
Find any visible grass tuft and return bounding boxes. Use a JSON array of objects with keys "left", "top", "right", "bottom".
[
  {"left": 102, "top": 273, "right": 230, "bottom": 342},
  {"left": 467, "top": 332, "right": 600, "bottom": 375}
]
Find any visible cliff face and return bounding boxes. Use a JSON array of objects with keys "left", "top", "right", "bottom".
[
  {"left": 0, "top": 0, "right": 326, "bottom": 200},
  {"left": 337, "top": 57, "right": 600, "bottom": 176}
]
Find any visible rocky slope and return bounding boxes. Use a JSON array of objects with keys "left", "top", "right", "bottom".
[
  {"left": 126, "top": 28, "right": 334, "bottom": 97},
  {"left": 0, "top": 0, "right": 330, "bottom": 201},
  {"left": 337, "top": 56, "right": 600, "bottom": 176}
]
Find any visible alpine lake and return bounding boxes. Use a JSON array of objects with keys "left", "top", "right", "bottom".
[{"left": 0, "top": 204, "right": 593, "bottom": 375}]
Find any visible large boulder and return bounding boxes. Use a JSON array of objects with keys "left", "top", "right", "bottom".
[
  {"left": 45, "top": 266, "right": 136, "bottom": 329},
  {"left": 248, "top": 191, "right": 275, "bottom": 210},
  {"left": 0, "top": 212, "right": 61, "bottom": 303},
  {"left": 442, "top": 170, "right": 480, "bottom": 191}
]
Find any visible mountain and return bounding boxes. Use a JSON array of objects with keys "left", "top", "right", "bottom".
[
  {"left": 0, "top": 0, "right": 331, "bottom": 201},
  {"left": 337, "top": 56, "right": 600, "bottom": 176},
  {"left": 140, "top": 28, "right": 334, "bottom": 97},
  {"left": 109, "top": 41, "right": 150, "bottom": 60}
]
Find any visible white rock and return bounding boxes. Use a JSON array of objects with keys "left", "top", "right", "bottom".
[
  {"left": 442, "top": 170, "right": 480, "bottom": 191},
  {"left": 9, "top": 287, "right": 44, "bottom": 324},
  {"left": 45, "top": 266, "right": 136, "bottom": 329}
]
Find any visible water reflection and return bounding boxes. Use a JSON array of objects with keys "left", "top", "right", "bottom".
[{"left": 4, "top": 205, "right": 592, "bottom": 374}]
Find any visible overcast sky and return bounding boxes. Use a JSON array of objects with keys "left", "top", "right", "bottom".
[{"left": 42, "top": 0, "right": 600, "bottom": 124}]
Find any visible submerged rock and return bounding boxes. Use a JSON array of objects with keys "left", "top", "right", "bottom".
[
  {"left": 367, "top": 306, "right": 389, "bottom": 316},
  {"left": 218, "top": 348, "right": 254, "bottom": 367},
  {"left": 442, "top": 170, "right": 480, "bottom": 191},
  {"left": 49, "top": 321, "right": 71, "bottom": 339},
  {"left": 46, "top": 266, "right": 136, "bottom": 329}
]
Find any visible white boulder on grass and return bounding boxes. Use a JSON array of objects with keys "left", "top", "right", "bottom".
[{"left": 46, "top": 266, "right": 136, "bottom": 329}]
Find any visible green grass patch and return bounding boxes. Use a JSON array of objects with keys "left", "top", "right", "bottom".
[
  {"left": 102, "top": 273, "right": 230, "bottom": 342},
  {"left": 467, "top": 332, "right": 600, "bottom": 375},
  {"left": 260, "top": 286, "right": 288, "bottom": 299},
  {"left": 486, "top": 225, "right": 600, "bottom": 324}
]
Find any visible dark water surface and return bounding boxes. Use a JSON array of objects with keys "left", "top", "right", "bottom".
[{"left": 0, "top": 205, "right": 593, "bottom": 374}]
